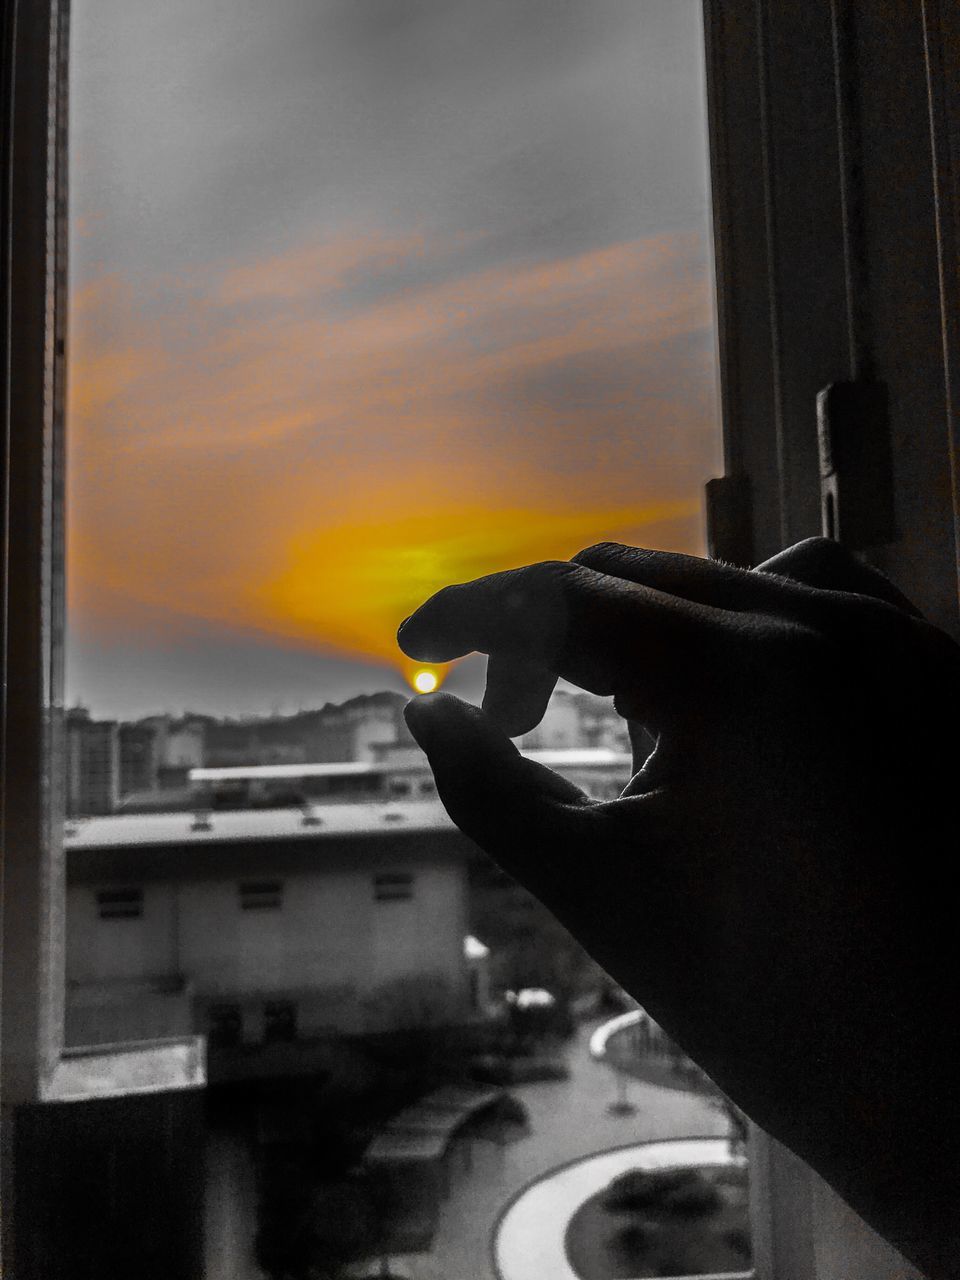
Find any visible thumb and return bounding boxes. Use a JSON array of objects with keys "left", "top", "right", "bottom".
[{"left": 404, "top": 692, "right": 597, "bottom": 896}]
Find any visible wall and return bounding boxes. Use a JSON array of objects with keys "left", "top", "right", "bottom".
[
  {"left": 67, "top": 882, "right": 178, "bottom": 983},
  {"left": 750, "top": 1127, "right": 923, "bottom": 1280},
  {"left": 65, "top": 848, "right": 469, "bottom": 1040}
]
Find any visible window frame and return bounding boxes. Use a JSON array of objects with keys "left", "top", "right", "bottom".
[
  {"left": 3, "top": 0, "right": 957, "bottom": 1275},
  {"left": 704, "top": 3, "right": 959, "bottom": 1277},
  {"left": 0, "top": 15, "right": 204, "bottom": 1272}
]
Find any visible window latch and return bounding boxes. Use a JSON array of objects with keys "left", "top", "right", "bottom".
[
  {"left": 816, "top": 380, "right": 896, "bottom": 549},
  {"left": 704, "top": 472, "right": 753, "bottom": 567}
]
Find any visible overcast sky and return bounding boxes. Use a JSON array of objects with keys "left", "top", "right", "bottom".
[{"left": 66, "top": 0, "right": 719, "bottom": 718}]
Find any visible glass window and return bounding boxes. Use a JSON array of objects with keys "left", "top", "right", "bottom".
[{"left": 61, "top": 2, "right": 737, "bottom": 1277}]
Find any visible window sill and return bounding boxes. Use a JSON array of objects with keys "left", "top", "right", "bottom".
[{"left": 41, "top": 1035, "right": 206, "bottom": 1102}]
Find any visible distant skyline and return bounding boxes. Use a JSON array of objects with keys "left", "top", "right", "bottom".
[{"left": 66, "top": 0, "right": 719, "bottom": 718}]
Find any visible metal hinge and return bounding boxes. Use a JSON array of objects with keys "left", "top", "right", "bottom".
[{"left": 816, "top": 380, "right": 896, "bottom": 549}]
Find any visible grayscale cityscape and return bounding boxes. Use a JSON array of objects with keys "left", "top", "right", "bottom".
[{"left": 61, "top": 686, "right": 749, "bottom": 1279}]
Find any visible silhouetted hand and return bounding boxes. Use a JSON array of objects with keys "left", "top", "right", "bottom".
[{"left": 398, "top": 537, "right": 960, "bottom": 1279}]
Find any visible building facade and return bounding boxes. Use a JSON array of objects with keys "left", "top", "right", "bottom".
[
  {"left": 118, "top": 721, "right": 160, "bottom": 798},
  {"left": 66, "top": 708, "right": 120, "bottom": 817},
  {"left": 64, "top": 806, "right": 475, "bottom": 1060}
]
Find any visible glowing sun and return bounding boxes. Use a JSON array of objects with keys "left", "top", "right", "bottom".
[{"left": 412, "top": 669, "right": 439, "bottom": 694}]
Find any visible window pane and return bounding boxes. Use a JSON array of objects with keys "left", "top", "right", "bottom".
[{"left": 65, "top": 3, "right": 742, "bottom": 1278}]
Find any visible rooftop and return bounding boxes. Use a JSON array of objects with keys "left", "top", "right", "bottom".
[
  {"left": 64, "top": 800, "right": 456, "bottom": 850},
  {"left": 190, "top": 747, "right": 631, "bottom": 784}
]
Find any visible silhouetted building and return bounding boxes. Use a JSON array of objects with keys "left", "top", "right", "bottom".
[
  {"left": 118, "top": 721, "right": 160, "bottom": 797},
  {"left": 66, "top": 708, "right": 120, "bottom": 816}
]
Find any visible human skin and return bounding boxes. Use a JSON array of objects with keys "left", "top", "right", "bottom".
[{"left": 398, "top": 536, "right": 960, "bottom": 1280}]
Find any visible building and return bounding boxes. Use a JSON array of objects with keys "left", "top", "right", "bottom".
[
  {"left": 118, "top": 721, "right": 160, "bottom": 798},
  {"left": 201, "top": 693, "right": 405, "bottom": 768},
  {"left": 518, "top": 689, "right": 582, "bottom": 749},
  {"left": 139, "top": 716, "right": 207, "bottom": 788},
  {"left": 64, "top": 803, "right": 476, "bottom": 1068},
  {"left": 188, "top": 744, "right": 634, "bottom": 810},
  {"left": 66, "top": 708, "right": 120, "bottom": 817}
]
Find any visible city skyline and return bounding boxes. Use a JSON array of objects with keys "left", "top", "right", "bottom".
[{"left": 66, "top": 0, "right": 719, "bottom": 717}]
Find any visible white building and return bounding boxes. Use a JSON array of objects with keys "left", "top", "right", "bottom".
[
  {"left": 188, "top": 745, "right": 634, "bottom": 809},
  {"left": 64, "top": 804, "right": 475, "bottom": 1061}
]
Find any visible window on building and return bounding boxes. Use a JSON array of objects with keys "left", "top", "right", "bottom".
[
  {"left": 95, "top": 887, "right": 143, "bottom": 921},
  {"left": 387, "top": 780, "right": 411, "bottom": 797},
  {"left": 373, "top": 873, "right": 414, "bottom": 903},
  {"left": 238, "top": 880, "right": 284, "bottom": 911},
  {"left": 263, "top": 1001, "right": 298, "bottom": 1044},
  {"left": 207, "top": 1004, "right": 243, "bottom": 1049}
]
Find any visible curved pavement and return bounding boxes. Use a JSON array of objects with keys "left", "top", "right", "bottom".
[{"left": 493, "top": 1137, "right": 739, "bottom": 1280}]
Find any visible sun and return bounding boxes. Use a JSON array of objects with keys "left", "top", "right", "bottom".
[{"left": 412, "top": 669, "right": 439, "bottom": 694}]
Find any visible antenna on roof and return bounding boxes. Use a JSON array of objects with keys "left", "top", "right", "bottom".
[
  {"left": 190, "top": 809, "right": 212, "bottom": 832},
  {"left": 300, "top": 803, "right": 322, "bottom": 828}
]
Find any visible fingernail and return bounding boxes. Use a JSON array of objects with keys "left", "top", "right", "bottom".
[{"left": 396, "top": 616, "right": 412, "bottom": 641}]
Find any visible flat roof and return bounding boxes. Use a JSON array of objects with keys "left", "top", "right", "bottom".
[
  {"left": 64, "top": 801, "right": 456, "bottom": 850},
  {"left": 190, "top": 748, "right": 631, "bottom": 784}
]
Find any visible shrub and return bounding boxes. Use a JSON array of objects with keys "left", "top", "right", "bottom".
[
  {"left": 659, "top": 1176, "right": 722, "bottom": 1217},
  {"left": 724, "top": 1225, "right": 753, "bottom": 1260},
  {"left": 601, "top": 1167, "right": 702, "bottom": 1212}
]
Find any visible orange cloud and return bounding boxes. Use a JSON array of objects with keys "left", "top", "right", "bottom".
[
  {"left": 255, "top": 498, "right": 701, "bottom": 682},
  {"left": 67, "top": 225, "right": 718, "bottom": 678}
]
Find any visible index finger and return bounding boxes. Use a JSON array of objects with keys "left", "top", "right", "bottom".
[{"left": 397, "top": 560, "right": 750, "bottom": 708}]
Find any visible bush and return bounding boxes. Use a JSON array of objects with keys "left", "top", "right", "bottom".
[
  {"left": 601, "top": 1167, "right": 702, "bottom": 1212},
  {"left": 613, "top": 1222, "right": 648, "bottom": 1262},
  {"left": 659, "top": 1177, "right": 722, "bottom": 1218},
  {"left": 724, "top": 1225, "right": 753, "bottom": 1260},
  {"left": 490, "top": 1093, "right": 528, "bottom": 1125}
]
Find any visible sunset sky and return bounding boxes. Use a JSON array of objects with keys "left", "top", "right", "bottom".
[{"left": 66, "top": 0, "right": 719, "bottom": 718}]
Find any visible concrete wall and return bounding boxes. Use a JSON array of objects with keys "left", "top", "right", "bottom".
[{"left": 749, "top": 1126, "right": 923, "bottom": 1280}]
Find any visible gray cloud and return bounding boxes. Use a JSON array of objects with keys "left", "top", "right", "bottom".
[
  {"left": 71, "top": 0, "right": 710, "bottom": 282},
  {"left": 68, "top": 0, "right": 718, "bottom": 714}
]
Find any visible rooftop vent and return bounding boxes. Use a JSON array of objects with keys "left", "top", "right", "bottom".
[
  {"left": 300, "top": 805, "right": 323, "bottom": 828},
  {"left": 190, "top": 810, "right": 212, "bottom": 832}
]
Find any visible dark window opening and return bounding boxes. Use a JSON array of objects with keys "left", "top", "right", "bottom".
[
  {"left": 374, "top": 873, "right": 414, "bottom": 902},
  {"left": 96, "top": 887, "right": 143, "bottom": 920},
  {"left": 239, "top": 880, "right": 284, "bottom": 911},
  {"left": 208, "top": 1004, "right": 242, "bottom": 1049},
  {"left": 263, "top": 1001, "right": 297, "bottom": 1043}
]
